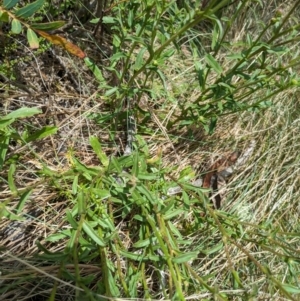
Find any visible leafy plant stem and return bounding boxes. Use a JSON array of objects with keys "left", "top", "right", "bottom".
[
  {"left": 268, "top": 0, "right": 300, "bottom": 41},
  {"left": 142, "top": 205, "right": 185, "bottom": 300}
]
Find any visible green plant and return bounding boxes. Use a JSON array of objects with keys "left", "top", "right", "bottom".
[
  {"left": 0, "top": 0, "right": 85, "bottom": 57},
  {"left": 87, "top": 0, "right": 300, "bottom": 134}
]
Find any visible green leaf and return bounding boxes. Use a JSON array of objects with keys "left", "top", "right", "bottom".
[
  {"left": 136, "top": 185, "right": 155, "bottom": 204},
  {"left": 15, "top": 0, "right": 45, "bottom": 18},
  {"left": 66, "top": 210, "right": 78, "bottom": 229},
  {"left": 0, "top": 11, "right": 9, "bottom": 22},
  {"left": 1, "top": 206, "right": 25, "bottom": 221},
  {"left": 82, "top": 221, "right": 106, "bottom": 247},
  {"left": 134, "top": 47, "right": 147, "bottom": 70},
  {"left": 205, "top": 53, "right": 223, "bottom": 75},
  {"left": 0, "top": 118, "right": 15, "bottom": 129},
  {"left": 107, "top": 268, "right": 120, "bottom": 296},
  {"left": 90, "top": 188, "right": 111, "bottom": 201},
  {"left": 90, "top": 136, "right": 109, "bottom": 167},
  {"left": 31, "top": 21, "right": 65, "bottom": 31},
  {"left": 232, "top": 270, "right": 243, "bottom": 289},
  {"left": 77, "top": 190, "right": 86, "bottom": 215},
  {"left": 172, "top": 251, "right": 198, "bottom": 264},
  {"left": 110, "top": 51, "right": 126, "bottom": 64},
  {"left": 72, "top": 157, "right": 99, "bottom": 179},
  {"left": 0, "top": 135, "right": 10, "bottom": 170},
  {"left": 282, "top": 284, "right": 300, "bottom": 294},
  {"left": 163, "top": 208, "right": 185, "bottom": 220},
  {"left": 16, "top": 189, "right": 32, "bottom": 214},
  {"left": 72, "top": 175, "right": 78, "bottom": 195},
  {"left": 109, "top": 156, "right": 122, "bottom": 173},
  {"left": 3, "top": 0, "right": 20, "bottom": 9},
  {"left": 8, "top": 163, "right": 17, "bottom": 193},
  {"left": 45, "top": 231, "right": 70, "bottom": 242},
  {"left": 155, "top": 69, "right": 168, "bottom": 90},
  {"left": 201, "top": 242, "right": 223, "bottom": 255},
  {"left": 26, "top": 126, "right": 57, "bottom": 142},
  {"left": 102, "top": 16, "right": 115, "bottom": 24},
  {"left": 27, "top": 28, "right": 39, "bottom": 49},
  {"left": 11, "top": 19, "right": 22, "bottom": 34},
  {"left": 133, "top": 238, "right": 151, "bottom": 248},
  {"left": 89, "top": 18, "right": 100, "bottom": 24},
  {"left": 104, "top": 87, "right": 118, "bottom": 97},
  {"left": 6, "top": 107, "right": 41, "bottom": 119},
  {"left": 161, "top": 48, "right": 175, "bottom": 60},
  {"left": 112, "top": 34, "right": 121, "bottom": 47},
  {"left": 67, "top": 229, "right": 77, "bottom": 249},
  {"left": 120, "top": 250, "right": 160, "bottom": 261},
  {"left": 84, "top": 57, "right": 106, "bottom": 85},
  {"left": 195, "top": 61, "right": 206, "bottom": 89},
  {"left": 96, "top": 212, "right": 115, "bottom": 231}
]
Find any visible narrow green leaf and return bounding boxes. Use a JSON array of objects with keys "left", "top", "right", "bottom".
[
  {"left": 96, "top": 212, "right": 115, "bottom": 231},
  {"left": 163, "top": 208, "right": 185, "bottom": 220},
  {"left": 8, "top": 163, "right": 17, "bottom": 193},
  {"left": 3, "top": 0, "right": 20, "bottom": 9},
  {"left": 128, "top": 267, "right": 139, "bottom": 297},
  {"left": 172, "top": 251, "right": 198, "bottom": 264},
  {"left": 110, "top": 51, "right": 126, "bottom": 63},
  {"left": 155, "top": 69, "right": 167, "bottom": 90},
  {"left": 16, "top": 189, "right": 32, "bottom": 214},
  {"left": 232, "top": 270, "right": 243, "bottom": 288},
  {"left": 11, "top": 19, "right": 22, "bottom": 34},
  {"left": 15, "top": 0, "right": 45, "bottom": 18},
  {"left": 77, "top": 190, "right": 86, "bottom": 215},
  {"left": 205, "top": 53, "right": 223, "bottom": 75},
  {"left": 112, "top": 34, "right": 121, "bottom": 47},
  {"left": 27, "top": 28, "right": 39, "bottom": 49},
  {"left": 31, "top": 21, "right": 65, "bottom": 31},
  {"left": 120, "top": 250, "right": 160, "bottom": 261},
  {"left": 6, "top": 107, "right": 41, "bottom": 119},
  {"left": 195, "top": 61, "right": 206, "bottom": 89},
  {"left": 72, "top": 157, "right": 99, "bottom": 179},
  {"left": 107, "top": 268, "right": 120, "bottom": 296},
  {"left": 67, "top": 229, "right": 77, "bottom": 249},
  {"left": 0, "top": 135, "right": 10, "bottom": 170},
  {"left": 211, "top": 18, "right": 223, "bottom": 51},
  {"left": 26, "top": 126, "right": 57, "bottom": 142},
  {"left": 134, "top": 47, "right": 147, "bottom": 70},
  {"left": 109, "top": 156, "right": 122, "bottom": 173},
  {"left": 1, "top": 207, "right": 25, "bottom": 220},
  {"left": 104, "top": 87, "right": 118, "bottom": 97},
  {"left": 133, "top": 238, "right": 151, "bottom": 248},
  {"left": 282, "top": 284, "right": 300, "bottom": 294},
  {"left": 161, "top": 48, "right": 175, "bottom": 60},
  {"left": 45, "top": 231, "right": 70, "bottom": 242},
  {"left": 136, "top": 185, "right": 155, "bottom": 204},
  {"left": 90, "top": 188, "right": 111, "bottom": 200},
  {"left": 137, "top": 173, "right": 158, "bottom": 180},
  {"left": 90, "top": 136, "right": 109, "bottom": 167},
  {"left": 202, "top": 242, "right": 223, "bottom": 255},
  {"left": 66, "top": 210, "right": 78, "bottom": 229},
  {"left": 72, "top": 175, "right": 78, "bottom": 195},
  {"left": 82, "top": 221, "right": 106, "bottom": 247},
  {"left": 0, "top": 116, "right": 15, "bottom": 130},
  {"left": 132, "top": 152, "right": 139, "bottom": 177},
  {"left": 84, "top": 57, "right": 106, "bottom": 85}
]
